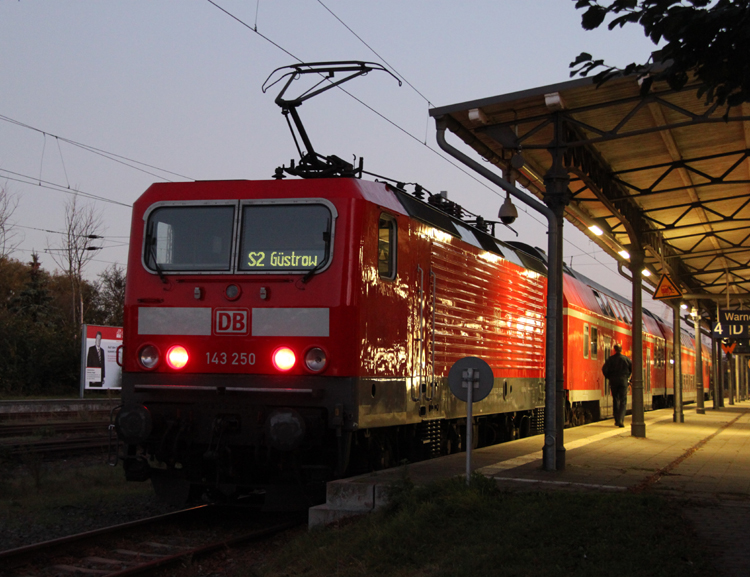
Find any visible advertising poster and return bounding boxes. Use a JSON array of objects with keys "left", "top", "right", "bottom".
[{"left": 80, "top": 324, "right": 123, "bottom": 393}]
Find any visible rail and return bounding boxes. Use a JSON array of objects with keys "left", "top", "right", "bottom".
[{"left": 0, "top": 505, "right": 303, "bottom": 577}]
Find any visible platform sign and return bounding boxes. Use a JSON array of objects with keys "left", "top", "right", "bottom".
[
  {"left": 80, "top": 324, "right": 123, "bottom": 394},
  {"left": 448, "top": 356, "right": 494, "bottom": 403},
  {"left": 712, "top": 309, "right": 750, "bottom": 339},
  {"left": 652, "top": 275, "right": 683, "bottom": 300},
  {"left": 722, "top": 340, "right": 737, "bottom": 355},
  {"left": 448, "top": 357, "right": 494, "bottom": 486}
]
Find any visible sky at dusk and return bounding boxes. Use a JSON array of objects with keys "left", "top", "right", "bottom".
[{"left": 1, "top": 1, "right": 673, "bottom": 315}]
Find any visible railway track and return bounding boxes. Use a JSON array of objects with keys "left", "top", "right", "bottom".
[
  {"left": 2, "top": 435, "right": 111, "bottom": 459},
  {"left": 0, "top": 505, "right": 303, "bottom": 577},
  {"left": 0, "top": 420, "right": 109, "bottom": 438},
  {"left": 0, "top": 399, "right": 119, "bottom": 424},
  {"left": 0, "top": 400, "right": 116, "bottom": 460}
]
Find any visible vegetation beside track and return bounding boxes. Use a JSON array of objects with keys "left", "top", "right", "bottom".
[
  {"left": 254, "top": 474, "right": 714, "bottom": 577},
  {"left": 0, "top": 456, "right": 170, "bottom": 551}
]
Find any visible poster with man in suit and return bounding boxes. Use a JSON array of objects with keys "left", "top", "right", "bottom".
[
  {"left": 86, "top": 331, "right": 105, "bottom": 386},
  {"left": 81, "top": 324, "right": 123, "bottom": 392}
]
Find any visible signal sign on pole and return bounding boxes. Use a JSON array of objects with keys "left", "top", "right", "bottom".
[
  {"left": 722, "top": 340, "right": 737, "bottom": 355},
  {"left": 652, "top": 274, "right": 683, "bottom": 300}
]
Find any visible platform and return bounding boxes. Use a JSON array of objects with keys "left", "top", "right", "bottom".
[{"left": 310, "top": 403, "right": 750, "bottom": 575}]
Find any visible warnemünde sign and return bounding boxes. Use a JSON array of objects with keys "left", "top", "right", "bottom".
[{"left": 713, "top": 309, "right": 750, "bottom": 339}]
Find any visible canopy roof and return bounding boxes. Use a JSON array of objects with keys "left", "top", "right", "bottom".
[{"left": 430, "top": 75, "right": 750, "bottom": 312}]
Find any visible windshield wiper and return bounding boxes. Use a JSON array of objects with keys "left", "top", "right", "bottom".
[
  {"left": 146, "top": 223, "right": 168, "bottom": 284},
  {"left": 301, "top": 223, "right": 331, "bottom": 284}
]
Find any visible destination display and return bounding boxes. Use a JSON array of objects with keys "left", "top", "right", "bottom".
[
  {"left": 239, "top": 203, "right": 332, "bottom": 272},
  {"left": 245, "top": 250, "right": 324, "bottom": 269}
]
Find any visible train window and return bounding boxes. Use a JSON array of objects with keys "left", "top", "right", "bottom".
[
  {"left": 498, "top": 243, "right": 524, "bottom": 268},
  {"left": 592, "top": 290, "right": 615, "bottom": 318},
  {"left": 144, "top": 205, "right": 235, "bottom": 271},
  {"left": 609, "top": 298, "right": 625, "bottom": 322},
  {"left": 238, "top": 203, "right": 333, "bottom": 272},
  {"left": 583, "top": 324, "right": 590, "bottom": 359},
  {"left": 454, "top": 222, "right": 484, "bottom": 250},
  {"left": 378, "top": 214, "right": 397, "bottom": 279},
  {"left": 591, "top": 326, "right": 598, "bottom": 359}
]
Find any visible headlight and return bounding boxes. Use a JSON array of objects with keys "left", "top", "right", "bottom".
[
  {"left": 305, "top": 347, "right": 327, "bottom": 372},
  {"left": 139, "top": 345, "right": 159, "bottom": 369}
]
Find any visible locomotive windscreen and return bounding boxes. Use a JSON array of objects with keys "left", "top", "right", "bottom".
[
  {"left": 144, "top": 205, "right": 235, "bottom": 271},
  {"left": 238, "top": 203, "right": 332, "bottom": 271}
]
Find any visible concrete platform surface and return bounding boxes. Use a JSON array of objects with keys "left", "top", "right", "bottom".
[{"left": 310, "top": 403, "right": 750, "bottom": 577}]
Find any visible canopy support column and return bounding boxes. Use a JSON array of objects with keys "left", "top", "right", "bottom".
[
  {"left": 673, "top": 304, "right": 685, "bottom": 423},
  {"left": 543, "top": 111, "right": 570, "bottom": 470},
  {"left": 629, "top": 248, "right": 646, "bottom": 437}
]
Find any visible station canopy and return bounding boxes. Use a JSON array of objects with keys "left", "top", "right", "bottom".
[{"left": 430, "top": 75, "right": 750, "bottom": 312}]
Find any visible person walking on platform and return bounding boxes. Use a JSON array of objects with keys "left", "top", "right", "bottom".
[{"left": 602, "top": 344, "right": 632, "bottom": 427}]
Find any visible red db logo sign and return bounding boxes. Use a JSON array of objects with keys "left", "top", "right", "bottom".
[{"left": 214, "top": 309, "right": 249, "bottom": 335}]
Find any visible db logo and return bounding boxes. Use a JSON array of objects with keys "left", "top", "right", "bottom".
[{"left": 214, "top": 309, "right": 249, "bottom": 335}]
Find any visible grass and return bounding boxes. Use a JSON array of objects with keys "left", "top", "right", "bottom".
[
  {"left": 253, "top": 474, "right": 714, "bottom": 577},
  {"left": 0, "top": 455, "right": 155, "bottom": 535}
]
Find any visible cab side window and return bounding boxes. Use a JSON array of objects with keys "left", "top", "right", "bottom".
[
  {"left": 591, "top": 326, "right": 598, "bottom": 359},
  {"left": 378, "top": 214, "right": 397, "bottom": 279},
  {"left": 583, "top": 324, "right": 590, "bottom": 359}
]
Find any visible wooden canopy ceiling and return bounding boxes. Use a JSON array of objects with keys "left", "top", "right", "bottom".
[{"left": 430, "top": 75, "right": 750, "bottom": 313}]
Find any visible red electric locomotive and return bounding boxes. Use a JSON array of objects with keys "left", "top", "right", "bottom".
[{"left": 114, "top": 176, "right": 549, "bottom": 503}]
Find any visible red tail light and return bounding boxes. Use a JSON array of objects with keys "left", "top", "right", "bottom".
[
  {"left": 166, "top": 345, "right": 189, "bottom": 369},
  {"left": 272, "top": 347, "right": 296, "bottom": 371}
]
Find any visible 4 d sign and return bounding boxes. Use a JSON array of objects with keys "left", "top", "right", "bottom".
[
  {"left": 713, "top": 309, "right": 750, "bottom": 339},
  {"left": 214, "top": 309, "right": 249, "bottom": 335}
]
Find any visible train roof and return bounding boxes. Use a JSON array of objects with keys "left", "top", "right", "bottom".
[{"left": 388, "top": 186, "right": 548, "bottom": 276}]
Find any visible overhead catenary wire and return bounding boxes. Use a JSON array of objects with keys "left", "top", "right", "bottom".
[
  {"left": 0, "top": 168, "right": 132, "bottom": 208},
  {"left": 0, "top": 114, "right": 194, "bottom": 183},
  {"left": 205, "top": 0, "right": 616, "bottom": 275},
  {"left": 316, "top": 0, "right": 434, "bottom": 107},
  {"left": 14, "top": 246, "right": 123, "bottom": 267},
  {"left": 15, "top": 223, "right": 126, "bottom": 238}
]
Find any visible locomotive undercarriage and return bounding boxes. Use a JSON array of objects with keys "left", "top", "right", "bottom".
[
  {"left": 346, "top": 409, "right": 542, "bottom": 474},
  {"left": 115, "top": 373, "right": 545, "bottom": 506}
]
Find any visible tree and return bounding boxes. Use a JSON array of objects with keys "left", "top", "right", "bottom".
[
  {"left": 90, "top": 263, "right": 126, "bottom": 327},
  {"left": 0, "top": 254, "right": 76, "bottom": 395},
  {"left": 10, "top": 253, "right": 53, "bottom": 324},
  {"left": 47, "top": 196, "right": 103, "bottom": 332},
  {"left": 570, "top": 0, "right": 750, "bottom": 109},
  {"left": 0, "top": 183, "right": 20, "bottom": 258}
]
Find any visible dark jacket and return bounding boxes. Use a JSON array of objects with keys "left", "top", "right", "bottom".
[
  {"left": 602, "top": 352, "right": 631, "bottom": 386},
  {"left": 87, "top": 345, "right": 105, "bottom": 382}
]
